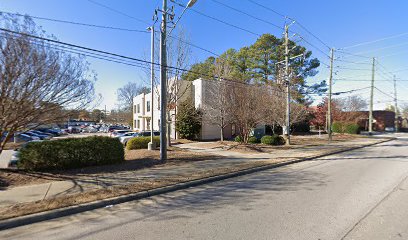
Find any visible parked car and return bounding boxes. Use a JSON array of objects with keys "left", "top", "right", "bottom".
[
  {"left": 16, "top": 133, "right": 40, "bottom": 142},
  {"left": 120, "top": 131, "right": 160, "bottom": 146},
  {"left": 24, "top": 131, "right": 50, "bottom": 140},
  {"left": 138, "top": 131, "right": 160, "bottom": 137},
  {"left": 29, "top": 131, "right": 51, "bottom": 139},
  {"left": 111, "top": 129, "right": 131, "bottom": 137},
  {"left": 108, "top": 126, "right": 124, "bottom": 133},
  {"left": 38, "top": 128, "right": 61, "bottom": 136},
  {"left": 31, "top": 130, "right": 53, "bottom": 138},
  {"left": 119, "top": 132, "right": 139, "bottom": 145},
  {"left": 82, "top": 126, "right": 98, "bottom": 133},
  {"left": 67, "top": 126, "right": 81, "bottom": 134}
]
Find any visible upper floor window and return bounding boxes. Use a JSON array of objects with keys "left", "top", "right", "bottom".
[
  {"left": 147, "top": 101, "right": 151, "bottom": 112},
  {"left": 136, "top": 104, "right": 140, "bottom": 114}
]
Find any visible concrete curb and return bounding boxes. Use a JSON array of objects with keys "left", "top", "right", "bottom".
[{"left": 0, "top": 137, "right": 394, "bottom": 230}]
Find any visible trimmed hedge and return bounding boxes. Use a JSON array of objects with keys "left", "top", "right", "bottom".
[
  {"left": 248, "top": 136, "right": 259, "bottom": 144},
  {"left": 126, "top": 136, "right": 160, "bottom": 150},
  {"left": 261, "top": 135, "right": 286, "bottom": 145},
  {"left": 332, "top": 122, "right": 360, "bottom": 134},
  {"left": 18, "top": 136, "right": 124, "bottom": 171}
]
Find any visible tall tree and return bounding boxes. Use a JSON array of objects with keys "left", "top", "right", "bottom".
[{"left": 0, "top": 15, "right": 96, "bottom": 154}]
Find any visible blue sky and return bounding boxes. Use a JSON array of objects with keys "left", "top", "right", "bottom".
[{"left": 1, "top": 0, "right": 408, "bottom": 110}]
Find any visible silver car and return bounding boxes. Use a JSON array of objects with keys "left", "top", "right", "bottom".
[{"left": 119, "top": 132, "right": 140, "bottom": 146}]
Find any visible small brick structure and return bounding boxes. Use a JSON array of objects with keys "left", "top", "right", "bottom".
[{"left": 357, "top": 111, "right": 395, "bottom": 131}]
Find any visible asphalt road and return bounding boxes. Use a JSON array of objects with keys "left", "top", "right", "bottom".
[{"left": 2, "top": 134, "right": 408, "bottom": 240}]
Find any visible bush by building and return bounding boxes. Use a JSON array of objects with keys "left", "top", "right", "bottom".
[
  {"left": 18, "top": 136, "right": 124, "bottom": 171},
  {"left": 176, "top": 98, "right": 202, "bottom": 140},
  {"left": 126, "top": 136, "right": 160, "bottom": 150},
  {"left": 261, "top": 135, "right": 285, "bottom": 145},
  {"left": 248, "top": 136, "right": 259, "bottom": 144},
  {"left": 332, "top": 121, "right": 360, "bottom": 134}
]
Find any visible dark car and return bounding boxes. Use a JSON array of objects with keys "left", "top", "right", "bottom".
[
  {"left": 139, "top": 131, "right": 160, "bottom": 137},
  {"left": 24, "top": 131, "right": 50, "bottom": 140},
  {"left": 38, "top": 128, "right": 61, "bottom": 136}
]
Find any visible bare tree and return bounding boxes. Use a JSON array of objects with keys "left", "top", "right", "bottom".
[
  {"left": 202, "top": 58, "right": 233, "bottom": 141},
  {"left": 263, "top": 85, "right": 309, "bottom": 135},
  {"left": 229, "top": 82, "right": 268, "bottom": 143},
  {"left": 335, "top": 95, "right": 367, "bottom": 123},
  {"left": 0, "top": 15, "right": 96, "bottom": 154},
  {"left": 117, "top": 82, "right": 149, "bottom": 111}
]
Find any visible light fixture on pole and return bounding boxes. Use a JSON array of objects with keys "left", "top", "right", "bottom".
[{"left": 147, "top": 24, "right": 156, "bottom": 151}]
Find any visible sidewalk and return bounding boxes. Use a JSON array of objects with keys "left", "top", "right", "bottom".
[{"left": 0, "top": 136, "right": 388, "bottom": 210}]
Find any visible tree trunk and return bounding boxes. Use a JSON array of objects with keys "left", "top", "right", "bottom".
[
  {"left": 0, "top": 131, "right": 14, "bottom": 156},
  {"left": 166, "top": 111, "right": 171, "bottom": 147},
  {"left": 220, "top": 127, "right": 224, "bottom": 142}
]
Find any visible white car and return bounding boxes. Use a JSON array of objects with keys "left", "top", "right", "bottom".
[{"left": 119, "top": 132, "right": 140, "bottom": 146}]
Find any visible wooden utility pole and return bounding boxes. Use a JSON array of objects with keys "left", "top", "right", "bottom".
[
  {"left": 284, "top": 24, "right": 291, "bottom": 145},
  {"left": 159, "top": 0, "right": 168, "bottom": 162},
  {"left": 327, "top": 48, "right": 334, "bottom": 142},
  {"left": 394, "top": 75, "right": 399, "bottom": 132},
  {"left": 369, "top": 57, "right": 375, "bottom": 135}
]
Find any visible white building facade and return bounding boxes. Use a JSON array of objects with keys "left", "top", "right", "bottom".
[{"left": 133, "top": 78, "right": 241, "bottom": 140}]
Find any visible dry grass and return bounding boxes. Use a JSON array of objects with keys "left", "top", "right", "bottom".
[
  {"left": 2, "top": 142, "right": 22, "bottom": 150},
  {"left": 0, "top": 147, "right": 219, "bottom": 188},
  {"left": 210, "top": 134, "right": 360, "bottom": 154}
]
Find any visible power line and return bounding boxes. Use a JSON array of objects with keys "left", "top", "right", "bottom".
[
  {"left": 245, "top": 0, "right": 286, "bottom": 18},
  {"left": 335, "top": 50, "right": 371, "bottom": 59},
  {"left": 333, "top": 78, "right": 408, "bottom": 82},
  {"left": 341, "top": 32, "right": 408, "bottom": 50},
  {"left": 0, "top": 11, "right": 150, "bottom": 33},
  {"left": 244, "top": 0, "right": 331, "bottom": 50},
  {"left": 86, "top": 0, "right": 149, "bottom": 25},
  {"left": 375, "top": 87, "right": 394, "bottom": 99},
  {"left": 355, "top": 41, "right": 408, "bottom": 55},
  {"left": 6, "top": 9, "right": 221, "bottom": 57},
  {"left": 181, "top": 4, "right": 261, "bottom": 36}
]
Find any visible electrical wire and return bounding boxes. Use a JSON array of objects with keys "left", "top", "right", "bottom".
[
  {"left": 341, "top": 32, "right": 408, "bottom": 50},
  {"left": 209, "top": 0, "right": 284, "bottom": 30},
  {"left": 86, "top": 0, "right": 149, "bottom": 25},
  {"left": 0, "top": 11, "right": 149, "bottom": 33}
]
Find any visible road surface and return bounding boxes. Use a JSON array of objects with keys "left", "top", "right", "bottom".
[{"left": 1, "top": 134, "right": 408, "bottom": 240}]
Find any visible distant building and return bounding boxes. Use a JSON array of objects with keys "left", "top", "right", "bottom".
[{"left": 357, "top": 110, "right": 395, "bottom": 131}]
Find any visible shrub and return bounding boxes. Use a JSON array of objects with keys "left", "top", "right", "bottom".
[
  {"left": 235, "top": 135, "right": 243, "bottom": 143},
  {"left": 345, "top": 123, "right": 360, "bottom": 134},
  {"left": 248, "top": 136, "right": 259, "bottom": 144},
  {"left": 176, "top": 98, "right": 202, "bottom": 140},
  {"left": 18, "top": 136, "right": 124, "bottom": 171},
  {"left": 126, "top": 136, "right": 160, "bottom": 150},
  {"left": 332, "top": 122, "right": 345, "bottom": 133},
  {"left": 261, "top": 135, "right": 286, "bottom": 145},
  {"left": 332, "top": 122, "right": 360, "bottom": 134}
]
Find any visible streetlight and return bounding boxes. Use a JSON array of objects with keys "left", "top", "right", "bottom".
[
  {"left": 168, "top": 0, "right": 199, "bottom": 35},
  {"left": 147, "top": 25, "right": 156, "bottom": 151},
  {"left": 159, "top": 0, "right": 198, "bottom": 162}
]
